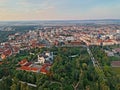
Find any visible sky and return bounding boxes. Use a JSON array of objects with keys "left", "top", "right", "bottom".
[{"left": 0, "top": 0, "right": 120, "bottom": 21}]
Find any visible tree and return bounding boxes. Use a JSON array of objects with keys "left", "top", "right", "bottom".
[
  {"left": 82, "top": 63, "right": 87, "bottom": 70},
  {"left": 116, "top": 84, "right": 120, "bottom": 90},
  {"left": 20, "top": 82, "right": 27, "bottom": 90},
  {"left": 11, "top": 83, "right": 18, "bottom": 90}
]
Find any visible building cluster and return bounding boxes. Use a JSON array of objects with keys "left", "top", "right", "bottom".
[
  {"left": 37, "top": 24, "right": 120, "bottom": 46},
  {"left": 0, "top": 24, "right": 120, "bottom": 62},
  {"left": 17, "top": 51, "right": 53, "bottom": 74},
  {"left": 0, "top": 31, "right": 47, "bottom": 60},
  {"left": 0, "top": 26, "right": 14, "bottom": 31},
  {"left": 0, "top": 42, "right": 19, "bottom": 60},
  {"left": 105, "top": 48, "right": 120, "bottom": 57}
]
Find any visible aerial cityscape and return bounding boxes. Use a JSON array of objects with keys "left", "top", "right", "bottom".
[{"left": 0, "top": 0, "right": 120, "bottom": 90}]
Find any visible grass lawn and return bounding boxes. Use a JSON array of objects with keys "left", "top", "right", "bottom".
[
  {"left": 109, "top": 56, "right": 120, "bottom": 61},
  {"left": 112, "top": 67, "right": 120, "bottom": 75}
]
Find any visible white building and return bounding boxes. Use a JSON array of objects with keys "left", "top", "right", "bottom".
[
  {"left": 38, "top": 55, "right": 45, "bottom": 64},
  {"left": 37, "top": 52, "right": 53, "bottom": 64},
  {"left": 66, "top": 36, "right": 75, "bottom": 41}
]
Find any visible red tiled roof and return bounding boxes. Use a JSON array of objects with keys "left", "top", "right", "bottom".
[
  {"left": 20, "top": 66, "right": 31, "bottom": 71},
  {"left": 3, "top": 49, "right": 12, "bottom": 57},
  {"left": 19, "top": 59, "right": 28, "bottom": 65},
  {"left": 31, "top": 67, "right": 39, "bottom": 71},
  {"left": 105, "top": 39, "right": 112, "bottom": 42},
  {"left": 13, "top": 46, "right": 19, "bottom": 53},
  {"left": 97, "top": 39, "right": 103, "bottom": 43},
  {"left": 0, "top": 62, "right": 3, "bottom": 65},
  {"left": 40, "top": 64, "right": 51, "bottom": 74},
  {"left": 19, "top": 66, "right": 39, "bottom": 72},
  {"left": 24, "top": 62, "right": 32, "bottom": 67},
  {"left": 40, "top": 69, "right": 48, "bottom": 74}
]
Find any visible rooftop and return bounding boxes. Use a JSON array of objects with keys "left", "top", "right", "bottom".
[{"left": 111, "top": 61, "right": 120, "bottom": 67}]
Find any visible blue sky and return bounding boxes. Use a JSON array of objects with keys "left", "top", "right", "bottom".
[{"left": 0, "top": 0, "right": 120, "bottom": 20}]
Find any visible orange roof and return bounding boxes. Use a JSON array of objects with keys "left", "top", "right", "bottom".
[
  {"left": 97, "top": 39, "right": 103, "bottom": 43},
  {"left": 105, "top": 39, "right": 112, "bottom": 42},
  {"left": 19, "top": 59, "right": 28, "bottom": 65},
  {"left": 0, "top": 62, "right": 3, "bottom": 65},
  {"left": 1, "top": 54, "right": 6, "bottom": 60},
  {"left": 31, "top": 67, "right": 39, "bottom": 71},
  {"left": 19, "top": 66, "right": 39, "bottom": 72},
  {"left": 40, "top": 69, "right": 48, "bottom": 74},
  {"left": 20, "top": 66, "right": 30, "bottom": 71},
  {"left": 40, "top": 64, "right": 51, "bottom": 74},
  {"left": 3, "top": 49, "right": 12, "bottom": 57}
]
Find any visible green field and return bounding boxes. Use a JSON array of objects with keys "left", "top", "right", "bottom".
[
  {"left": 109, "top": 56, "right": 120, "bottom": 61},
  {"left": 112, "top": 67, "right": 120, "bottom": 75}
]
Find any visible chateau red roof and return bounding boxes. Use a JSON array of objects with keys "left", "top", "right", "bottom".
[
  {"left": 19, "top": 59, "right": 28, "bottom": 65},
  {"left": 31, "top": 67, "right": 39, "bottom": 71},
  {"left": 20, "top": 66, "right": 30, "bottom": 71},
  {"left": 40, "top": 64, "right": 51, "bottom": 74},
  {"left": 40, "top": 69, "right": 48, "bottom": 74},
  {"left": 19, "top": 66, "right": 39, "bottom": 72},
  {"left": 24, "top": 62, "right": 32, "bottom": 67}
]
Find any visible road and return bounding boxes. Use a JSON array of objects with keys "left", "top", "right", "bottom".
[
  {"left": 59, "top": 44, "right": 102, "bottom": 70},
  {"left": 86, "top": 46, "right": 106, "bottom": 80},
  {"left": 86, "top": 46, "right": 101, "bottom": 68},
  {"left": 0, "top": 78, "right": 37, "bottom": 87},
  {"left": 12, "top": 79, "right": 37, "bottom": 87},
  {"left": 20, "top": 81, "right": 37, "bottom": 87}
]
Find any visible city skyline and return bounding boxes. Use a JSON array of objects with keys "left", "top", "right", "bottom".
[{"left": 0, "top": 0, "right": 120, "bottom": 21}]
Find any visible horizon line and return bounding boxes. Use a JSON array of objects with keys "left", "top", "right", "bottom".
[{"left": 0, "top": 18, "right": 120, "bottom": 22}]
